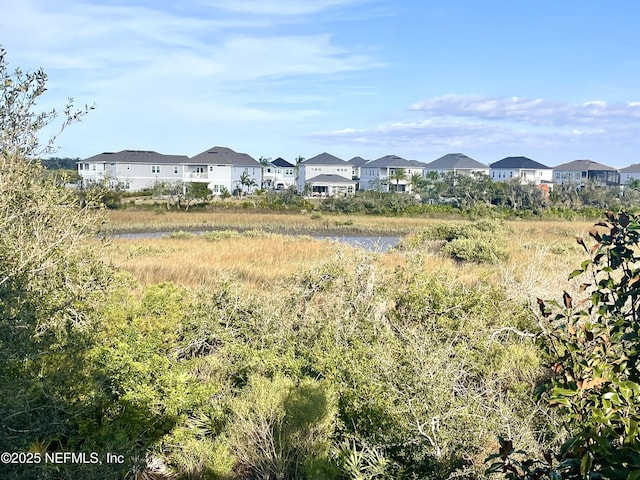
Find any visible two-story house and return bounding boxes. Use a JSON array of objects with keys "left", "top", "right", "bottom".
[
  {"left": 359, "top": 155, "right": 425, "bottom": 192},
  {"left": 620, "top": 164, "right": 640, "bottom": 186},
  {"left": 262, "top": 157, "right": 296, "bottom": 190},
  {"left": 553, "top": 159, "right": 619, "bottom": 187},
  {"left": 78, "top": 146, "right": 261, "bottom": 194},
  {"left": 77, "top": 150, "right": 189, "bottom": 190},
  {"left": 297, "top": 152, "right": 356, "bottom": 196},
  {"left": 489, "top": 156, "right": 553, "bottom": 185},
  {"left": 424, "top": 153, "right": 490, "bottom": 177},
  {"left": 189, "top": 146, "right": 262, "bottom": 195}
]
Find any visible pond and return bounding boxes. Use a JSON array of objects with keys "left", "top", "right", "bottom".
[{"left": 109, "top": 231, "right": 401, "bottom": 252}]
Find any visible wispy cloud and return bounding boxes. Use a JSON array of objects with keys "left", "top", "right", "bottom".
[
  {"left": 410, "top": 94, "right": 640, "bottom": 126},
  {"left": 201, "top": 0, "right": 368, "bottom": 16},
  {"left": 308, "top": 94, "right": 640, "bottom": 154}
]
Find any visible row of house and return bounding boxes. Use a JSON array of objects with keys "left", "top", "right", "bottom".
[{"left": 77, "top": 146, "right": 639, "bottom": 197}]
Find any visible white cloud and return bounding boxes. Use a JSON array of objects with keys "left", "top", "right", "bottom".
[
  {"left": 201, "top": 0, "right": 367, "bottom": 16},
  {"left": 409, "top": 94, "right": 640, "bottom": 126}
]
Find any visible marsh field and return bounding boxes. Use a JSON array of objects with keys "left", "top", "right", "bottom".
[
  {"left": 69, "top": 208, "right": 600, "bottom": 478},
  {"left": 105, "top": 208, "right": 592, "bottom": 294}
]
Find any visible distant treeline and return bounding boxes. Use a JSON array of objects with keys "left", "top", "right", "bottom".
[{"left": 41, "top": 157, "right": 80, "bottom": 170}]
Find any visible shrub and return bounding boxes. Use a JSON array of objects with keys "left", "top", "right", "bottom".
[
  {"left": 486, "top": 211, "right": 640, "bottom": 479},
  {"left": 227, "top": 374, "right": 337, "bottom": 479},
  {"left": 400, "top": 219, "right": 509, "bottom": 262}
]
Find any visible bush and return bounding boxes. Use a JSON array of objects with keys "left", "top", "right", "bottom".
[
  {"left": 486, "top": 211, "right": 640, "bottom": 479},
  {"left": 400, "top": 219, "right": 509, "bottom": 262},
  {"left": 227, "top": 374, "right": 337, "bottom": 479}
]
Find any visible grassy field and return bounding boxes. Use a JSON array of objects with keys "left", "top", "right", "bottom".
[
  {"left": 106, "top": 208, "right": 472, "bottom": 234},
  {"left": 105, "top": 209, "right": 595, "bottom": 299}
]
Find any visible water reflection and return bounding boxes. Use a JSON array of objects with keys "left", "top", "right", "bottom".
[{"left": 110, "top": 231, "right": 400, "bottom": 252}]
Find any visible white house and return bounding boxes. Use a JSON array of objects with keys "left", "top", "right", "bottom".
[
  {"left": 553, "top": 159, "right": 619, "bottom": 187},
  {"left": 77, "top": 150, "right": 189, "bottom": 191},
  {"left": 425, "top": 153, "right": 489, "bottom": 177},
  {"left": 297, "top": 152, "right": 354, "bottom": 196},
  {"left": 620, "top": 164, "right": 640, "bottom": 185},
  {"left": 262, "top": 157, "right": 296, "bottom": 190},
  {"left": 77, "top": 146, "right": 261, "bottom": 195},
  {"left": 489, "top": 156, "right": 553, "bottom": 185},
  {"left": 359, "top": 155, "right": 425, "bottom": 192},
  {"left": 347, "top": 156, "right": 369, "bottom": 187},
  {"left": 189, "top": 146, "right": 262, "bottom": 195}
]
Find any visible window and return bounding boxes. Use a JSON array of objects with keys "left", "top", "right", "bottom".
[
  {"left": 195, "top": 166, "right": 205, "bottom": 174},
  {"left": 151, "top": 165, "right": 160, "bottom": 174},
  {"left": 209, "top": 166, "right": 214, "bottom": 172},
  {"left": 126, "top": 164, "right": 130, "bottom": 170},
  {"left": 91, "top": 164, "right": 96, "bottom": 171},
  {"left": 79, "top": 164, "right": 83, "bottom": 170},
  {"left": 173, "top": 166, "right": 179, "bottom": 174}
]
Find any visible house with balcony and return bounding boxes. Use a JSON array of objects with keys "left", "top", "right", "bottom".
[
  {"left": 188, "top": 146, "right": 261, "bottom": 195},
  {"left": 77, "top": 150, "right": 189, "bottom": 191},
  {"left": 297, "top": 152, "right": 355, "bottom": 196},
  {"left": 359, "top": 155, "right": 425, "bottom": 192},
  {"left": 553, "top": 159, "right": 619, "bottom": 187},
  {"left": 489, "top": 156, "right": 553, "bottom": 185},
  {"left": 262, "top": 157, "right": 296, "bottom": 190},
  {"left": 424, "top": 153, "right": 489, "bottom": 177},
  {"left": 78, "top": 146, "right": 261, "bottom": 194}
]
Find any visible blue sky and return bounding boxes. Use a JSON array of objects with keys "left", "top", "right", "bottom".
[{"left": 3, "top": 0, "right": 640, "bottom": 167}]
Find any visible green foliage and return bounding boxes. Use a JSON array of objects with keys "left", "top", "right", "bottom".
[
  {"left": 401, "top": 219, "right": 510, "bottom": 262},
  {"left": 486, "top": 211, "right": 640, "bottom": 479},
  {"left": 227, "top": 374, "right": 337, "bottom": 479},
  {"left": 257, "top": 189, "right": 315, "bottom": 210}
]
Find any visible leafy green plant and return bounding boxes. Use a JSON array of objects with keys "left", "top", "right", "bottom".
[
  {"left": 486, "top": 211, "right": 640, "bottom": 479},
  {"left": 227, "top": 374, "right": 337, "bottom": 479},
  {"left": 401, "top": 219, "right": 509, "bottom": 262}
]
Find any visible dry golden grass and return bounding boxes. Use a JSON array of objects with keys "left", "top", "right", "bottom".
[
  {"left": 106, "top": 209, "right": 458, "bottom": 234},
  {"left": 104, "top": 213, "right": 601, "bottom": 300},
  {"left": 105, "top": 234, "right": 343, "bottom": 290}
]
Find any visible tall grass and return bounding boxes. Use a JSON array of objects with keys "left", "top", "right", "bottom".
[
  {"left": 106, "top": 234, "right": 343, "bottom": 290},
  {"left": 105, "top": 219, "right": 591, "bottom": 299},
  {"left": 106, "top": 210, "right": 465, "bottom": 234}
]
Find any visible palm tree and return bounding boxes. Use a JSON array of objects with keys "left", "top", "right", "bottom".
[
  {"left": 409, "top": 172, "right": 424, "bottom": 194},
  {"left": 239, "top": 170, "right": 257, "bottom": 196},
  {"left": 388, "top": 168, "right": 408, "bottom": 193}
]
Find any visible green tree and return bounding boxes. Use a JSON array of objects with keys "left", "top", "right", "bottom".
[
  {"left": 0, "top": 46, "right": 125, "bottom": 479},
  {"left": 238, "top": 170, "right": 258, "bottom": 197},
  {"left": 388, "top": 168, "right": 408, "bottom": 192},
  {"left": 409, "top": 172, "right": 426, "bottom": 195}
]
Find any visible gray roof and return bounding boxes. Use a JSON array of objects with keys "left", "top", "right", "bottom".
[
  {"left": 190, "top": 146, "right": 260, "bottom": 166},
  {"left": 490, "top": 156, "right": 551, "bottom": 170},
  {"left": 347, "top": 156, "right": 369, "bottom": 166},
  {"left": 554, "top": 159, "right": 617, "bottom": 172},
  {"left": 306, "top": 174, "right": 355, "bottom": 184},
  {"left": 302, "top": 152, "right": 346, "bottom": 165},
  {"left": 408, "top": 159, "right": 428, "bottom": 167},
  {"left": 427, "top": 153, "right": 488, "bottom": 170},
  {"left": 271, "top": 157, "right": 295, "bottom": 168},
  {"left": 620, "top": 163, "right": 640, "bottom": 172},
  {"left": 365, "top": 155, "right": 416, "bottom": 168},
  {"left": 82, "top": 150, "right": 189, "bottom": 164}
]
